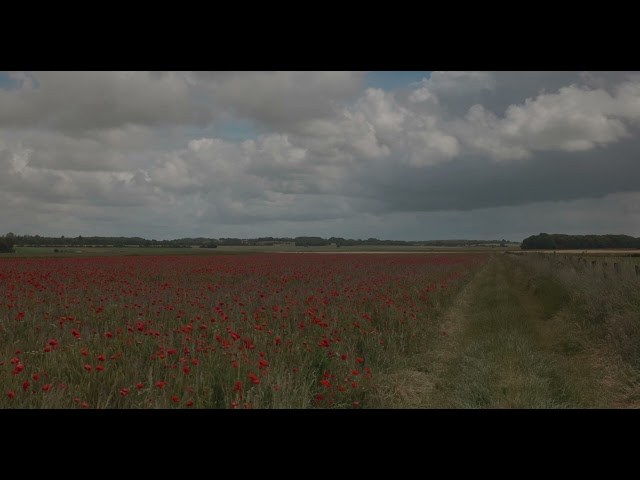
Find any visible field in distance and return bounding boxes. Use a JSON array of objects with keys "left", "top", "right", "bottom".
[{"left": 2, "top": 244, "right": 521, "bottom": 259}]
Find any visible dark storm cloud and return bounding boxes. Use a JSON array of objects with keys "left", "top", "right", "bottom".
[{"left": 350, "top": 135, "right": 640, "bottom": 213}]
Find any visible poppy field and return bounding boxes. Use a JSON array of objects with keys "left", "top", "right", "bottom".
[{"left": 0, "top": 253, "right": 485, "bottom": 408}]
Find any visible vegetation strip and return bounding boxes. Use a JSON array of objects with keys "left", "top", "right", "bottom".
[{"left": 385, "top": 255, "right": 640, "bottom": 408}]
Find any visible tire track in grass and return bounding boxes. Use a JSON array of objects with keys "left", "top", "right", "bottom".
[
  {"left": 376, "top": 254, "right": 640, "bottom": 408},
  {"left": 380, "top": 255, "right": 599, "bottom": 408}
]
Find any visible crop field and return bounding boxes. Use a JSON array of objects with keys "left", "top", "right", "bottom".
[{"left": 0, "top": 252, "right": 485, "bottom": 408}]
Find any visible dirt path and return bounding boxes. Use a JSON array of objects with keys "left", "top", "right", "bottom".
[{"left": 377, "top": 255, "right": 640, "bottom": 408}]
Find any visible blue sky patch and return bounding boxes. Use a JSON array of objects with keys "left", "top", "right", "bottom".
[
  {"left": 365, "top": 71, "right": 431, "bottom": 91},
  {"left": 0, "top": 72, "right": 19, "bottom": 90}
]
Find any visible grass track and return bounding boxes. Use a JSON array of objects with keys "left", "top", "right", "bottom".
[{"left": 376, "top": 254, "right": 640, "bottom": 408}]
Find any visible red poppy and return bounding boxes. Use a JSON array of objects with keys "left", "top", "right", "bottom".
[
  {"left": 155, "top": 381, "right": 166, "bottom": 388},
  {"left": 33, "top": 373, "right": 40, "bottom": 381},
  {"left": 171, "top": 395, "right": 179, "bottom": 403},
  {"left": 97, "top": 355, "right": 106, "bottom": 362},
  {"left": 23, "top": 381, "right": 30, "bottom": 391},
  {"left": 248, "top": 373, "right": 260, "bottom": 384},
  {"left": 96, "top": 365, "right": 104, "bottom": 372},
  {"left": 136, "top": 383, "right": 144, "bottom": 389},
  {"left": 84, "top": 364, "right": 92, "bottom": 372},
  {"left": 182, "top": 366, "right": 190, "bottom": 375},
  {"left": 120, "top": 388, "right": 130, "bottom": 396},
  {"left": 42, "top": 384, "right": 52, "bottom": 391},
  {"left": 44, "top": 346, "right": 51, "bottom": 353},
  {"left": 186, "top": 400, "right": 194, "bottom": 407},
  {"left": 7, "top": 391, "right": 16, "bottom": 399},
  {"left": 356, "top": 357, "right": 364, "bottom": 363}
]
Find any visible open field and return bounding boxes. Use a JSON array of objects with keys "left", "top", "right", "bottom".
[
  {"left": 3, "top": 249, "right": 639, "bottom": 408},
  {"left": 511, "top": 249, "right": 640, "bottom": 256},
  {"left": 0, "top": 252, "right": 485, "bottom": 408},
  {"left": 1, "top": 244, "right": 520, "bottom": 259}
]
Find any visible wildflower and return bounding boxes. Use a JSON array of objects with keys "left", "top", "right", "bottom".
[
  {"left": 120, "top": 389, "right": 130, "bottom": 396},
  {"left": 7, "top": 391, "right": 16, "bottom": 399}
]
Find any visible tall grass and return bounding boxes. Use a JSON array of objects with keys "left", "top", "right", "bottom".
[{"left": 506, "top": 253, "right": 640, "bottom": 368}]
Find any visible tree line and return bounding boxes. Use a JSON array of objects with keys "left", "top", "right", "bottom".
[
  {"left": 521, "top": 233, "right": 640, "bottom": 250},
  {"left": 1, "top": 232, "right": 519, "bottom": 251}
]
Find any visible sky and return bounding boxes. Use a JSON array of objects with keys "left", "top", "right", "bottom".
[{"left": 0, "top": 70, "right": 639, "bottom": 242}]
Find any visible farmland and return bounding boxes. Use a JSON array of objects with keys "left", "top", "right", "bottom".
[
  {"left": 0, "top": 252, "right": 484, "bottom": 408},
  {"left": 3, "top": 248, "right": 640, "bottom": 409}
]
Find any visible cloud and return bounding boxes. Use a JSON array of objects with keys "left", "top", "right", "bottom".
[
  {"left": 0, "top": 71, "right": 208, "bottom": 133},
  {"left": 2, "top": 71, "right": 640, "bottom": 241}
]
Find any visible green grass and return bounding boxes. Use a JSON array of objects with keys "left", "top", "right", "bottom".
[
  {"left": 435, "top": 257, "right": 586, "bottom": 408},
  {"left": 374, "top": 254, "right": 640, "bottom": 408}
]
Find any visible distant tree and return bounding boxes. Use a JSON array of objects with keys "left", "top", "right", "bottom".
[{"left": 0, "top": 235, "right": 16, "bottom": 253}]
